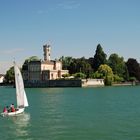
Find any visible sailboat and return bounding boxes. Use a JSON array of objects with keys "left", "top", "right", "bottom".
[{"left": 1, "top": 62, "right": 29, "bottom": 116}]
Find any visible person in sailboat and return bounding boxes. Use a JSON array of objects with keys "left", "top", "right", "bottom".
[
  {"left": 3, "top": 106, "right": 8, "bottom": 113},
  {"left": 10, "top": 104, "right": 15, "bottom": 112}
]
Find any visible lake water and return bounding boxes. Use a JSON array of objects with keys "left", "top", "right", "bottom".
[{"left": 0, "top": 86, "right": 140, "bottom": 140}]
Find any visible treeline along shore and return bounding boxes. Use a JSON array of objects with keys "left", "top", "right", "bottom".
[
  {"left": 58, "top": 44, "right": 140, "bottom": 86},
  {"left": 3, "top": 44, "right": 140, "bottom": 86}
]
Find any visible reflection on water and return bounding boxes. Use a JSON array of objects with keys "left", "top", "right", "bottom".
[
  {"left": 40, "top": 88, "right": 64, "bottom": 94},
  {"left": 10, "top": 113, "right": 31, "bottom": 139}
]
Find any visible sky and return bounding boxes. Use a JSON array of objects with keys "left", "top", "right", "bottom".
[{"left": 0, "top": 0, "right": 140, "bottom": 74}]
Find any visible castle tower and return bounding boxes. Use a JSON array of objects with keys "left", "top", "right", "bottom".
[{"left": 43, "top": 44, "right": 51, "bottom": 61}]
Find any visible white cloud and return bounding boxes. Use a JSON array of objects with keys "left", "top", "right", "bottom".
[
  {"left": 58, "top": 1, "right": 80, "bottom": 10},
  {"left": 0, "top": 48, "right": 24, "bottom": 55},
  {"left": 37, "top": 10, "right": 48, "bottom": 14},
  {"left": 36, "top": 1, "right": 80, "bottom": 16}
]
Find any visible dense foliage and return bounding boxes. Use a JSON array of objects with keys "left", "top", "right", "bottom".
[
  {"left": 91, "top": 44, "right": 107, "bottom": 71},
  {"left": 126, "top": 58, "right": 140, "bottom": 81},
  {"left": 4, "top": 66, "right": 15, "bottom": 84},
  {"left": 59, "top": 44, "right": 140, "bottom": 85},
  {"left": 108, "top": 53, "right": 129, "bottom": 81}
]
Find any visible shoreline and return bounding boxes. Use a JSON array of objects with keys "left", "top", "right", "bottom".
[{"left": 0, "top": 80, "right": 139, "bottom": 88}]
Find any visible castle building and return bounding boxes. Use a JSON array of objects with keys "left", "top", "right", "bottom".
[{"left": 22, "top": 44, "right": 69, "bottom": 82}]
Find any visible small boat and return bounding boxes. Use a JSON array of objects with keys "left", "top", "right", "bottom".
[{"left": 1, "top": 62, "right": 29, "bottom": 116}]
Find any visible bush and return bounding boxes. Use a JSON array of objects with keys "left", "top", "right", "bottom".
[
  {"left": 74, "top": 72, "right": 86, "bottom": 79},
  {"left": 114, "top": 74, "right": 124, "bottom": 82},
  {"left": 129, "top": 77, "right": 136, "bottom": 82},
  {"left": 105, "top": 75, "right": 113, "bottom": 86}
]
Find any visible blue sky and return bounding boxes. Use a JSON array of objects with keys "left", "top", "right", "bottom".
[{"left": 0, "top": 0, "right": 140, "bottom": 74}]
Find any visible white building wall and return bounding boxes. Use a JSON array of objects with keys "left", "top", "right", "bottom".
[
  {"left": 49, "top": 71, "right": 58, "bottom": 80},
  {"left": 41, "top": 63, "right": 54, "bottom": 71},
  {"left": 82, "top": 79, "right": 104, "bottom": 87},
  {"left": 55, "top": 62, "right": 62, "bottom": 70}
]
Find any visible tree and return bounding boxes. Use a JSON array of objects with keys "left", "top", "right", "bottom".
[
  {"left": 26, "top": 56, "right": 40, "bottom": 62},
  {"left": 91, "top": 71, "right": 103, "bottom": 79},
  {"left": 92, "top": 44, "right": 107, "bottom": 71},
  {"left": 126, "top": 58, "right": 140, "bottom": 81},
  {"left": 59, "top": 56, "right": 74, "bottom": 70},
  {"left": 97, "top": 64, "right": 114, "bottom": 85},
  {"left": 74, "top": 72, "right": 86, "bottom": 79},
  {"left": 113, "top": 74, "right": 124, "bottom": 82},
  {"left": 68, "top": 57, "right": 92, "bottom": 77},
  {"left": 69, "top": 58, "right": 77, "bottom": 74},
  {"left": 88, "top": 57, "right": 94, "bottom": 70},
  {"left": 4, "top": 66, "right": 15, "bottom": 84},
  {"left": 108, "top": 53, "right": 129, "bottom": 81}
]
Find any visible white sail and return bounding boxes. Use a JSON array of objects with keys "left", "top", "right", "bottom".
[
  {"left": 14, "top": 62, "right": 29, "bottom": 108},
  {"left": 24, "top": 90, "right": 29, "bottom": 107}
]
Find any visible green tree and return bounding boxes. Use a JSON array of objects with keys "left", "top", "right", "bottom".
[
  {"left": 97, "top": 64, "right": 114, "bottom": 85},
  {"left": 91, "top": 71, "right": 103, "bottom": 79},
  {"left": 69, "top": 58, "right": 77, "bottom": 74},
  {"left": 126, "top": 58, "right": 140, "bottom": 81},
  {"left": 113, "top": 74, "right": 124, "bottom": 82},
  {"left": 26, "top": 56, "right": 40, "bottom": 62},
  {"left": 4, "top": 66, "right": 15, "bottom": 84},
  {"left": 92, "top": 44, "right": 107, "bottom": 71},
  {"left": 88, "top": 57, "right": 94, "bottom": 70},
  {"left": 68, "top": 57, "right": 92, "bottom": 77},
  {"left": 108, "top": 53, "right": 128, "bottom": 81},
  {"left": 59, "top": 56, "right": 73, "bottom": 70}
]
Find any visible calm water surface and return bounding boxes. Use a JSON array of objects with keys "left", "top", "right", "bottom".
[{"left": 0, "top": 86, "right": 140, "bottom": 140}]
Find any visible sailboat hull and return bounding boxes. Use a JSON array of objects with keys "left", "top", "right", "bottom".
[{"left": 1, "top": 108, "right": 25, "bottom": 117}]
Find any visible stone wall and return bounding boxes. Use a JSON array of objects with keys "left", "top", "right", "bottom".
[{"left": 24, "top": 79, "right": 82, "bottom": 88}]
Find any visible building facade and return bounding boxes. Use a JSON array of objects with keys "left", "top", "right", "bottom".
[{"left": 22, "top": 44, "right": 68, "bottom": 82}]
